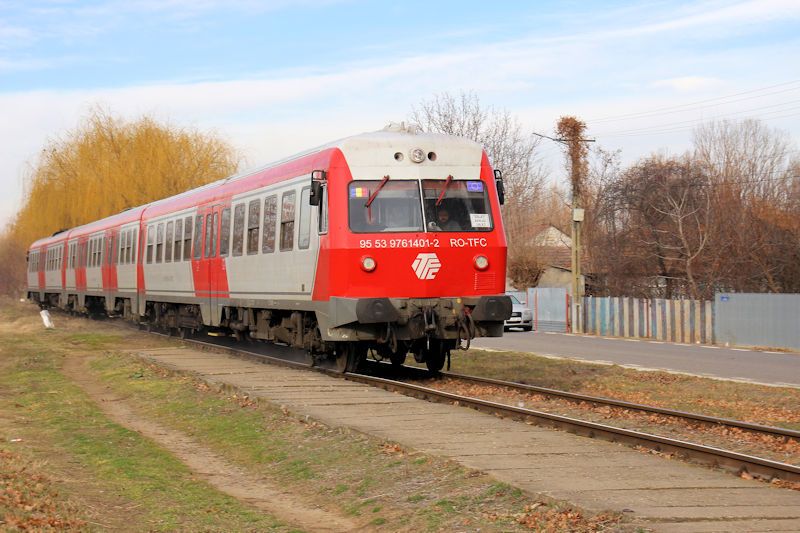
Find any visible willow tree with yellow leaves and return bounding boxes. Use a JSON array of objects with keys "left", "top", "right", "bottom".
[{"left": 0, "top": 108, "right": 240, "bottom": 294}]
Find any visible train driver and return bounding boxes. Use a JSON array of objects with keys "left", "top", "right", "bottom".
[{"left": 434, "top": 207, "right": 462, "bottom": 231}]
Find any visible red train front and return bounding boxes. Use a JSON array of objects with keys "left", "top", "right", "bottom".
[
  {"left": 312, "top": 130, "right": 512, "bottom": 371},
  {"left": 26, "top": 126, "right": 512, "bottom": 373}
]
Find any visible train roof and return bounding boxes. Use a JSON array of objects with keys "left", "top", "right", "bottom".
[{"left": 28, "top": 126, "right": 486, "bottom": 250}]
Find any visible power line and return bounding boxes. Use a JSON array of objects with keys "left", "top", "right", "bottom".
[
  {"left": 585, "top": 79, "right": 800, "bottom": 124},
  {"left": 595, "top": 109, "right": 800, "bottom": 138}
]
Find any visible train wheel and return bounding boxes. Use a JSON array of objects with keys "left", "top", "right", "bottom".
[
  {"left": 389, "top": 352, "right": 407, "bottom": 366},
  {"left": 425, "top": 352, "right": 446, "bottom": 373},
  {"left": 423, "top": 339, "right": 447, "bottom": 373},
  {"left": 333, "top": 343, "right": 366, "bottom": 374}
]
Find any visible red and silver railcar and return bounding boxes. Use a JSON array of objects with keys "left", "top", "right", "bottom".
[{"left": 27, "top": 127, "right": 512, "bottom": 371}]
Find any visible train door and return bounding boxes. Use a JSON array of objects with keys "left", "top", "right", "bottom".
[
  {"left": 192, "top": 205, "right": 229, "bottom": 326},
  {"left": 102, "top": 229, "right": 119, "bottom": 313}
]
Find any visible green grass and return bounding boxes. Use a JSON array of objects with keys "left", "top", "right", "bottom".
[
  {"left": 0, "top": 300, "right": 627, "bottom": 532},
  {"left": 0, "top": 335, "right": 290, "bottom": 531}
]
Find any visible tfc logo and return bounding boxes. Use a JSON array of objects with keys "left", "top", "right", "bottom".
[{"left": 412, "top": 252, "right": 441, "bottom": 280}]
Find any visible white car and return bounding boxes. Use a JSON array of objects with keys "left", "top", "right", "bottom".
[{"left": 504, "top": 294, "right": 533, "bottom": 331}]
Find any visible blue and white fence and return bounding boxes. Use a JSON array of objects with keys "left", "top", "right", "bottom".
[{"left": 582, "top": 296, "right": 714, "bottom": 344}]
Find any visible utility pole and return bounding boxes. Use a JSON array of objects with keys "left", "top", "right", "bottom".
[{"left": 554, "top": 117, "right": 592, "bottom": 333}]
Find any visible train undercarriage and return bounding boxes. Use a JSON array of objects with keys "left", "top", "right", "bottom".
[{"left": 30, "top": 292, "right": 511, "bottom": 374}]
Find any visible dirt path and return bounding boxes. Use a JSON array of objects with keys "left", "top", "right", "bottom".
[{"left": 61, "top": 354, "right": 361, "bottom": 533}]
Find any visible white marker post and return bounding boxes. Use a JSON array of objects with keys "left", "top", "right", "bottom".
[{"left": 40, "top": 309, "right": 54, "bottom": 329}]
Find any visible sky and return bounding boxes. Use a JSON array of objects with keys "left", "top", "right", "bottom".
[{"left": 2, "top": 0, "right": 799, "bottom": 228}]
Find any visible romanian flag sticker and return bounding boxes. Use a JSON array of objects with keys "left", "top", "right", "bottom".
[{"left": 351, "top": 187, "right": 370, "bottom": 198}]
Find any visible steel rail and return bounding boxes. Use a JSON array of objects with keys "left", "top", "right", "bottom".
[
  {"left": 131, "top": 329, "right": 800, "bottom": 483},
  {"left": 346, "top": 371, "right": 800, "bottom": 483},
  {"left": 436, "top": 369, "right": 800, "bottom": 440}
]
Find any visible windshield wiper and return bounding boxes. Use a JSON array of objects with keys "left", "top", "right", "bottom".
[
  {"left": 365, "top": 175, "right": 390, "bottom": 208},
  {"left": 435, "top": 175, "right": 454, "bottom": 207}
]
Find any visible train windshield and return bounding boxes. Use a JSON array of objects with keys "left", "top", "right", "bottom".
[
  {"left": 348, "top": 181, "right": 424, "bottom": 233},
  {"left": 348, "top": 179, "right": 494, "bottom": 233},
  {"left": 422, "top": 179, "right": 493, "bottom": 232}
]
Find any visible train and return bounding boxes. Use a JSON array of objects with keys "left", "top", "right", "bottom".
[{"left": 26, "top": 124, "right": 513, "bottom": 372}]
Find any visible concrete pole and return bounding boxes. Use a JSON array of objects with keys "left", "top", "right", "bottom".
[{"left": 571, "top": 207, "right": 584, "bottom": 333}]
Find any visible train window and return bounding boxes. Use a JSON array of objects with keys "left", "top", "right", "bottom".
[
  {"left": 193, "top": 215, "right": 203, "bottom": 260},
  {"left": 156, "top": 223, "right": 165, "bottom": 263},
  {"left": 247, "top": 200, "right": 260, "bottom": 255},
  {"left": 348, "top": 180, "right": 423, "bottom": 233},
  {"left": 118, "top": 233, "right": 124, "bottom": 264},
  {"left": 147, "top": 226, "right": 154, "bottom": 264},
  {"left": 220, "top": 208, "right": 231, "bottom": 257},
  {"left": 165, "top": 222, "right": 174, "bottom": 262},
  {"left": 422, "top": 179, "right": 493, "bottom": 232},
  {"left": 88, "top": 240, "right": 93, "bottom": 268},
  {"left": 280, "top": 191, "right": 296, "bottom": 251},
  {"left": 183, "top": 217, "right": 192, "bottom": 261},
  {"left": 262, "top": 195, "right": 277, "bottom": 253},
  {"left": 132, "top": 228, "right": 138, "bottom": 263},
  {"left": 232, "top": 204, "right": 244, "bottom": 256},
  {"left": 298, "top": 187, "right": 311, "bottom": 249},
  {"left": 174, "top": 219, "right": 183, "bottom": 262}
]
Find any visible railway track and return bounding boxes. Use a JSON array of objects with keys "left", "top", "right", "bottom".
[
  {"left": 407, "top": 366, "right": 800, "bottom": 441},
  {"left": 130, "top": 326, "right": 800, "bottom": 483}
]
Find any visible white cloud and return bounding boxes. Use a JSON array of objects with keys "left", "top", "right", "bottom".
[{"left": 2, "top": 0, "right": 799, "bottom": 229}]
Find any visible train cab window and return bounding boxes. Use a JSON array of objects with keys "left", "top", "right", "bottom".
[
  {"left": 193, "top": 215, "right": 203, "bottom": 260},
  {"left": 348, "top": 180, "right": 423, "bottom": 233},
  {"left": 146, "top": 226, "right": 154, "bottom": 263},
  {"left": 262, "top": 195, "right": 277, "bottom": 253},
  {"left": 247, "top": 200, "right": 260, "bottom": 255},
  {"left": 298, "top": 187, "right": 311, "bottom": 249},
  {"left": 156, "top": 223, "right": 165, "bottom": 263},
  {"left": 220, "top": 208, "right": 231, "bottom": 257},
  {"left": 318, "top": 186, "right": 328, "bottom": 234},
  {"left": 232, "top": 204, "right": 245, "bottom": 256},
  {"left": 280, "top": 191, "right": 296, "bottom": 251},
  {"left": 183, "top": 217, "right": 192, "bottom": 261},
  {"left": 174, "top": 219, "right": 183, "bottom": 262},
  {"left": 422, "top": 179, "right": 493, "bottom": 232},
  {"left": 165, "top": 222, "right": 174, "bottom": 262}
]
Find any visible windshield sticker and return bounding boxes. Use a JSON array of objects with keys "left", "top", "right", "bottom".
[
  {"left": 466, "top": 181, "right": 484, "bottom": 192},
  {"left": 351, "top": 187, "right": 370, "bottom": 198},
  {"left": 469, "top": 213, "right": 491, "bottom": 228}
]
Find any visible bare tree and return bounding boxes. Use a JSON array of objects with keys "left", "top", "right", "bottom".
[
  {"left": 693, "top": 119, "right": 799, "bottom": 292},
  {"left": 589, "top": 155, "right": 713, "bottom": 298},
  {"left": 410, "top": 92, "right": 549, "bottom": 250}
]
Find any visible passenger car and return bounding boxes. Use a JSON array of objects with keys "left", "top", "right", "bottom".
[{"left": 27, "top": 126, "right": 513, "bottom": 372}]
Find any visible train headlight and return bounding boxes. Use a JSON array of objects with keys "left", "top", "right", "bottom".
[
  {"left": 473, "top": 255, "right": 489, "bottom": 271},
  {"left": 361, "top": 256, "right": 377, "bottom": 272},
  {"left": 409, "top": 148, "right": 426, "bottom": 163}
]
